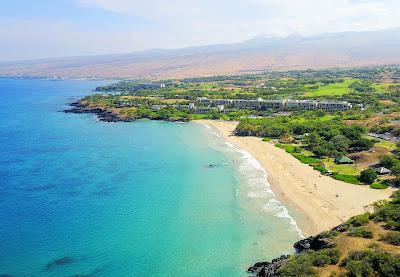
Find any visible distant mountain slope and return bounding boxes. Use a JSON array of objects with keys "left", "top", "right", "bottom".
[{"left": 1, "top": 28, "right": 400, "bottom": 79}]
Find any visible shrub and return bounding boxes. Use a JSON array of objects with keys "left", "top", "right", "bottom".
[
  {"left": 341, "top": 250, "right": 400, "bottom": 277},
  {"left": 351, "top": 138, "right": 375, "bottom": 150},
  {"left": 277, "top": 254, "right": 317, "bottom": 277},
  {"left": 311, "top": 254, "right": 331, "bottom": 267},
  {"left": 292, "top": 153, "right": 321, "bottom": 165},
  {"left": 359, "top": 168, "right": 378, "bottom": 185},
  {"left": 275, "top": 144, "right": 300, "bottom": 154},
  {"left": 320, "top": 230, "right": 340, "bottom": 238},
  {"left": 277, "top": 248, "right": 341, "bottom": 276},
  {"left": 381, "top": 231, "right": 400, "bottom": 246},
  {"left": 314, "top": 248, "right": 341, "bottom": 265},
  {"left": 373, "top": 193, "right": 400, "bottom": 230},
  {"left": 347, "top": 213, "right": 370, "bottom": 227},
  {"left": 379, "top": 155, "right": 400, "bottom": 169},
  {"left": 314, "top": 165, "right": 328, "bottom": 174},
  {"left": 347, "top": 227, "right": 373, "bottom": 239},
  {"left": 370, "top": 182, "right": 389, "bottom": 189},
  {"left": 346, "top": 260, "right": 373, "bottom": 277},
  {"left": 262, "top": 137, "right": 272, "bottom": 142}
]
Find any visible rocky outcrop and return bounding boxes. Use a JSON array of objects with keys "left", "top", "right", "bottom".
[
  {"left": 247, "top": 255, "right": 290, "bottom": 277},
  {"left": 64, "top": 101, "right": 189, "bottom": 123},
  {"left": 293, "top": 235, "right": 334, "bottom": 252},
  {"left": 64, "top": 101, "right": 133, "bottom": 122},
  {"left": 248, "top": 224, "right": 346, "bottom": 276}
]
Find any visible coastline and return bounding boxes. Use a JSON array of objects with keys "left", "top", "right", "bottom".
[{"left": 198, "top": 120, "right": 396, "bottom": 236}]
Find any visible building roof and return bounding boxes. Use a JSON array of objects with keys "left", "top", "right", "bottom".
[
  {"left": 335, "top": 156, "right": 354, "bottom": 163},
  {"left": 374, "top": 167, "right": 392, "bottom": 174}
]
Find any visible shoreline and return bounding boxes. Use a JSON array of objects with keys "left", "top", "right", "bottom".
[{"left": 198, "top": 120, "right": 396, "bottom": 236}]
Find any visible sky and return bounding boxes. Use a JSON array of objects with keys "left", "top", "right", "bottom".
[{"left": 1, "top": 0, "right": 400, "bottom": 61}]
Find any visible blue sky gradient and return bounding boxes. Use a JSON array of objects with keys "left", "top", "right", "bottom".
[{"left": 1, "top": 0, "right": 400, "bottom": 61}]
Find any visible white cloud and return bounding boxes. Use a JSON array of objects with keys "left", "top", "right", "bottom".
[
  {"left": 1, "top": 0, "right": 400, "bottom": 61},
  {"left": 76, "top": 0, "right": 400, "bottom": 37}
]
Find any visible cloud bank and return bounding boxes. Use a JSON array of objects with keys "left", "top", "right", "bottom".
[{"left": 1, "top": 0, "right": 400, "bottom": 61}]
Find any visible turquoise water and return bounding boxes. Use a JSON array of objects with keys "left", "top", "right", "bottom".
[{"left": 0, "top": 78, "right": 301, "bottom": 276}]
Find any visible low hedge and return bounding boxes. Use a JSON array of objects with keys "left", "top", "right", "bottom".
[{"left": 333, "top": 173, "right": 360, "bottom": 184}]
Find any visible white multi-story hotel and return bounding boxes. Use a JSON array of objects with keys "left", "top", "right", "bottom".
[{"left": 195, "top": 97, "right": 352, "bottom": 112}]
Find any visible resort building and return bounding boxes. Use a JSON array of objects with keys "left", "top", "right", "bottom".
[
  {"left": 195, "top": 97, "right": 352, "bottom": 112},
  {"left": 374, "top": 167, "right": 392, "bottom": 175},
  {"left": 150, "top": 97, "right": 352, "bottom": 114},
  {"left": 334, "top": 157, "right": 354, "bottom": 164},
  {"left": 138, "top": 83, "right": 166, "bottom": 89}
]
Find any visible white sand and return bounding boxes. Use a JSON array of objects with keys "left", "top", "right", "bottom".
[{"left": 199, "top": 120, "right": 396, "bottom": 236}]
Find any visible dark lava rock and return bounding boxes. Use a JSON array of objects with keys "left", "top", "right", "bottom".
[
  {"left": 247, "top": 255, "right": 290, "bottom": 277},
  {"left": 64, "top": 101, "right": 133, "bottom": 123},
  {"left": 294, "top": 223, "right": 347, "bottom": 252},
  {"left": 248, "top": 223, "right": 347, "bottom": 275},
  {"left": 331, "top": 223, "right": 349, "bottom": 233},
  {"left": 44, "top": 256, "right": 73, "bottom": 271},
  {"left": 293, "top": 235, "right": 334, "bottom": 252}
]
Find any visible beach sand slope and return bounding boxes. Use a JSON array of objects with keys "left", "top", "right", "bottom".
[{"left": 199, "top": 120, "right": 396, "bottom": 236}]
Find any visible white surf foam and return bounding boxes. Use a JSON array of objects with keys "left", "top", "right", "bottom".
[
  {"left": 225, "top": 141, "right": 304, "bottom": 238},
  {"left": 199, "top": 121, "right": 304, "bottom": 238}
]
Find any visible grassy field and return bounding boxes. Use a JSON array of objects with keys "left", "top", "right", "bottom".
[
  {"left": 374, "top": 139, "right": 397, "bottom": 151},
  {"left": 303, "top": 79, "right": 389, "bottom": 97},
  {"left": 324, "top": 158, "right": 364, "bottom": 175},
  {"left": 303, "top": 79, "right": 355, "bottom": 97},
  {"left": 372, "top": 82, "right": 391, "bottom": 92}
]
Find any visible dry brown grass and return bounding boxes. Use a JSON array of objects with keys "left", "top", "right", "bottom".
[
  {"left": 379, "top": 99, "right": 397, "bottom": 106},
  {"left": 318, "top": 222, "right": 400, "bottom": 276},
  {"left": 348, "top": 146, "right": 391, "bottom": 167}
]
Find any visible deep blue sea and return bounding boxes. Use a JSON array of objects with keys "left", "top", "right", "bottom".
[{"left": 0, "top": 78, "right": 301, "bottom": 276}]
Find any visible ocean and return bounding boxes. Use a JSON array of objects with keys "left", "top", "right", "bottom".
[{"left": 0, "top": 78, "right": 301, "bottom": 276}]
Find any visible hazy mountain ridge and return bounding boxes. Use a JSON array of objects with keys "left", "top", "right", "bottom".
[{"left": 1, "top": 28, "right": 400, "bottom": 79}]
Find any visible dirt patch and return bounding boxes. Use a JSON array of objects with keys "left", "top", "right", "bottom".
[{"left": 348, "top": 146, "right": 391, "bottom": 167}]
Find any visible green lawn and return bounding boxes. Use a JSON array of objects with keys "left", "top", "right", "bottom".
[
  {"left": 303, "top": 79, "right": 390, "bottom": 97},
  {"left": 276, "top": 144, "right": 322, "bottom": 166},
  {"left": 324, "top": 158, "right": 363, "bottom": 175},
  {"left": 372, "top": 83, "right": 391, "bottom": 92},
  {"left": 370, "top": 182, "right": 390, "bottom": 189},
  {"left": 375, "top": 140, "right": 396, "bottom": 151},
  {"left": 291, "top": 115, "right": 336, "bottom": 123},
  {"left": 332, "top": 173, "right": 360, "bottom": 184},
  {"left": 363, "top": 135, "right": 396, "bottom": 150},
  {"left": 303, "top": 79, "right": 355, "bottom": 97},
  {"left": 275, "top": 143, "right": 300, "bottom": 154}
]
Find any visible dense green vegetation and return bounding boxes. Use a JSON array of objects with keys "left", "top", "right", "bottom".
[
  {"left": 360, "top": 169, "right": 378, "bottom": 185},
  {"left": 347, "top": 226, "right": 374, "bottom": 238},
  {"left": 94, "top": 66, "right": 400, "bottom": 101},
  {"left": 77, "top": 66, "right": 400, "bottom": 187},
  {"left": 347, "top": 213, "right": 371, "bottom": 227},
  {"left": 381, "top": 232, "right": 400, "bottom": 246},
  {"left": 340, "top": 249, "right": 400, "bottom": 277},
  {"left": 277, "top": 248, "right": 340, "bottom": 276},
  {"left": 237, "top": 114, "right": 372, "bottom": 157},
  {"left": 373, "top": 191, "right": 400, "bottom": 231},
  {"left": 86, "top": 66, "right": 400, "bottom": 123}
]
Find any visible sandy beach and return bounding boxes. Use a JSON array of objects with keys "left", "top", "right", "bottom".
[{"left": 199, "top": 120, "right": 396, "bottom": 236}]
